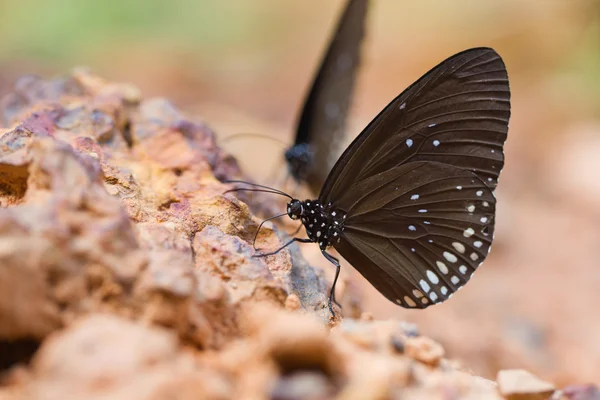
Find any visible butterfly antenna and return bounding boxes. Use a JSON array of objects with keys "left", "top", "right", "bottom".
[
  {"left": 253, "top": 212, "right": 288, "bottom": 250},
  {"left": 223, "top": 180, "right": 294, "bottom": 200},
  {"left": 220, "top": 132, "right": 289, "bottom": 148}
]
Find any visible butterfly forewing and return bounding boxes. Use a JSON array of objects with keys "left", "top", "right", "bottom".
[
  {"left": 288, "top": 0, "right": 369, "bottom": 194},
  {"left": 319, "top": 47, "right": 510, "bottom": 206},
  {"left": 320, "top": 48, "right": 510, "bottom": 309}
]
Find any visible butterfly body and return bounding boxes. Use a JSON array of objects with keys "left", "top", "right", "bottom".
[{"left": 287, "top": 199, "right": 346, "bottom": 251}]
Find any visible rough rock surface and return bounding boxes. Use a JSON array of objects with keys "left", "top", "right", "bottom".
[{"left": 0, "top": 70, "right": 591, "bottom": 399}]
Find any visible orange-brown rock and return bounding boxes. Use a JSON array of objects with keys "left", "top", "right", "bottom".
[
  {"left": 0, "top": 70, "right": 572, "bottom": 399},
  {"left": 497, "top": 369, "right": 556, "bottom": 400}
]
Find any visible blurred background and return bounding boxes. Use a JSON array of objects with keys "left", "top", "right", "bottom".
[{"left": 1, "top": 0, "right": 599, "bottom": 386}]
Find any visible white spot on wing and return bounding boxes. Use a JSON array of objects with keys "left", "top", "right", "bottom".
[
  {"left": 459, "top": 265, "right": 468, "bottom": 275},
  {"left": 467, "top": 205, "right": 475, "bottom": 213},
  {"left": 399, "top": 102, "right": 406, "bottom": 110},
  {"left": 433, "top": 140, "right": 440, "bottom": 147},
  {"left": 436, "top": 261, "right": 449, "bottom": 274},
  {"left": 480, "top": 217, "right": 488, "bottom": 223},
  {"left": 452, "top": 242, "right": 466, "bottom": 253},
  {"left": 476, "top": 190, "right": 483, "bottom": 197},
  {"left": 426, "top": 270, "right": 439, "bottom": 284},
  {"left": 428, "top": 123, "right": 436, "bottom": 128},
  {"left": 430, "top": 292, "right": 438, "bottom": 302},
  {"left": 451, "top": 276, "right": 460, "bottom": 285},
  {"left": 474, "top": 240, "right": 483, "bottom": 248},
  {"left": 441, "top": 286, "right": 448, "bottom": 295},
  {"left": 411, "top": 194, "right": 419, "bottom": 200},
  {"left": 463, "top": 228, "right": 475, "bottom": 238},
  {"left": 419, "top": 279, "right": 431, "bottom": 293},
  {"left": 456, "top": 186, "right": 463, "bottom": 190},
  {"left": 470, "top": 252, "right": 479, "bottom": 261},
  {"left": 408, "top": 225, "right": 416, "bottom": 231},
  {"left": 406, "top": 138, "right": 413, "bottom": 147},
  {"left": 418, "top": 209, "right": 427, "bottom": 213},
  {"left": 443, "top": 251, "right": 458, "bottom": 263}
]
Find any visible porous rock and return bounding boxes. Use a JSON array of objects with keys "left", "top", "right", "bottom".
[
  {"left": 497, "top": 369, "right": 556, "bottom": 400},
  {"left": 0, "top": 70, "right": 566, "bottom": 399}
]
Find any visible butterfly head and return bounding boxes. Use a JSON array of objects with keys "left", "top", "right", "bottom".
[{"left": 286, "top": 199, "right": 304, "bottom": 220}]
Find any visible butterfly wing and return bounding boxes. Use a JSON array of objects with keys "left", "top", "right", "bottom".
[
  {"left": 334, "top": 161, "right": 497, "bottom": 308},
  {"left": 287, "top": 0, "right": 369, "bottom": 193},
  {"left": 320, "top": 47, "right": 510, "bottom": 308},
  {"left": 319, "top": 47, "right": 510, "bottom": 206}
]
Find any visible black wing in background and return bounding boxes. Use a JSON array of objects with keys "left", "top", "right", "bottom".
[
  {"left": 287, "top": 0, "right": 369, "bottom": 194},
  {"left": 319, "top": 47, "right": 510, "bottom": 206},
  {"left": 322, "top": 47, "right": 510, "bottom": 308}
]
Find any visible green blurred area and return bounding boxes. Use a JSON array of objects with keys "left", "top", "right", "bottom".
[
  {"left": 0, "top": 0, "right": 597, "bottom": 116},
  {"left": 0, "top": 0, "right": 262, "bottom": 58}
]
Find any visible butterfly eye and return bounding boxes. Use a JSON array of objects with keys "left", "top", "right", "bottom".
[{"left": 287, "top": 200, "right": 304, "bottom": 220}]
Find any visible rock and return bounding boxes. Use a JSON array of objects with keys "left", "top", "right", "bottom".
[
  {"left": 497, "top": 369, "right": 556, "bottom": 400},
  {"left": 28, "top": 314, "right": 231, "bottom": 400},
  {"left": 0, "top": 69, "right": 571, "bottom": 399},
  {"left": 560, "top": 384, "right": 600, "bottom": 400},
  {"left": 405, "top": 336, "right": 445, "bottom": 367}
]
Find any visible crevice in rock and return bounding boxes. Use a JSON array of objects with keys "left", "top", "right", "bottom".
[
  {"left": 190, "top": 231, "right": 197, "bottom": 265},
  {"left": 0, "top": 339, "right": 40, "bottom": 376},
  {"left": 120, "top": 120, "right": 133, "bottom": 148},
  {"left": 158, "top": 199, "right": 180, "bottom": 211},
  {"left": 0, "top": 163, "right": 29, "bottom": 206}
]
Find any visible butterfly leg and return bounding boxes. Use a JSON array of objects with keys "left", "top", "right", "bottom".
[
  {"left": 321, "top": 250, "right": 342, "bottom": 317},
  {"left": 253, "top": 212, "right": 288, "bottom": 251},
  {"left": 287, "top": 222, "right": 303, "bottom": 237},
  {"left": 253, "top": 237, "right": 312, "bottom": 258}
]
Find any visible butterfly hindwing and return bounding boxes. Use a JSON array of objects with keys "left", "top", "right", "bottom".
[{"left": 334, "top": 161, "right": 496, "bottom": 308}]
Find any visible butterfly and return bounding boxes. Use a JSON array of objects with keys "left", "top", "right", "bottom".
[
  {"left": 284, "top": 0, "right": 369, "bottom": 195},
  {"left": 227, "top": 47, "right": 511, "bottom": 317}
]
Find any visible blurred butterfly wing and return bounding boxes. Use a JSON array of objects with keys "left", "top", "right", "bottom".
[
  {"left": 334, "top": 161, "right": 497, "bottom": 308},
  {"left": 291, "top": 0, "right": 369, "bottom": 193},
  {"left": 319, "top": 47, "right": 510, "bottom": 206}
]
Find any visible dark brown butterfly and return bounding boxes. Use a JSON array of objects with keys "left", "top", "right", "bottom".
[
  {"left": 285, "top": 0, "right": 369, "bottom": 195},
  {"left": 228, "top": 47, "right": 510, "bottom": 317}
]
